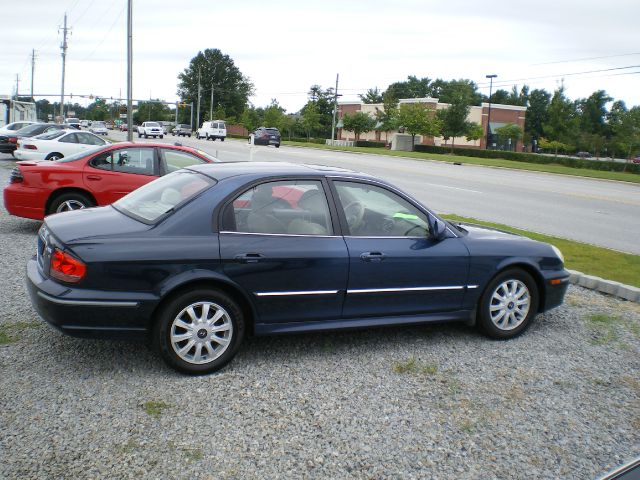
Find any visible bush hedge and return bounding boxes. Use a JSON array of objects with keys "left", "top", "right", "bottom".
[
  {"left": 355, "top": 140, "right": 387, "bottom": 148},
  {"left": 284, "top": 137, "right": 326, "bottom": 145},
  {"left": 413, "top": 144, "right": 640, "bottom": 174}
]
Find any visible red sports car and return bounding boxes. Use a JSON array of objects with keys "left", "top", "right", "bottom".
[{"left": 4, "top": 142, "right": 219, "bottom": 220}]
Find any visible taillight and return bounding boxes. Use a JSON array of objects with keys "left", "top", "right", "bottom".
[
  {"left": 50, "top": 248, "right": 86, "bottom": 283},
  {"left": 9, "top": 167, "right": 23, "bottom": 183},
  {"left": 8, "top": 137, "right": 17, "bottom": 144},
  {"left": 24, "top": 144, "right": 37, "bottom": 150}
]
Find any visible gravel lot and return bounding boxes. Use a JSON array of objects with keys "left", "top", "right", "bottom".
[{"left": 0, "top": 156, "right": 638, "bottom": 479}]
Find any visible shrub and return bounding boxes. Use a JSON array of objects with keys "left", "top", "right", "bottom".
[
  {"left": 355, "top": 140, "right": 387, "bottom": 148},
  {"left": 412, "top": 144, "right": 640, "bottom": 174}
]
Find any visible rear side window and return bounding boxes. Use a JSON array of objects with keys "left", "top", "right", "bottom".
[{"left": 222, "top": 180, "right": 332, "bottom": 235}]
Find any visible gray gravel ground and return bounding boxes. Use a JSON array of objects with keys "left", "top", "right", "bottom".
[{"left": 0, "top": 157, "right": 638, "bottom": 479}]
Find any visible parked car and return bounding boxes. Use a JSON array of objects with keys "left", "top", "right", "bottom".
[
  {"left": 0, "top": 123, "right": 66, "bottom": 155},
  {"left": 0, "top": 121, "right": 38, "bottom": 135},
  {"left": 4, "top": 143, "right": 218, "bottom": 220},
  {"left": 119, "top": 123, "right": 128, "bottom": 132},
  {"left": 137, "top": 121, "right": 164, "bottom": 139},
  {"left": 80, "top": 120, "right": 90, "bottom": 128},
  {"left": 13, "top": 129, "right": 108, "bottom": 161},
  {"left": 172, "top": 124, "right": 192, "bottom": 137},
  {"left": 632, "top": 156, "right": 640, "bottom": 164},
  {"left": 25, "top": 161, "right": 569, "bottom": 374},
  {"left": 196, "top": 120, "right": 226, "bottom": 141},
  {"left": 105, "top": 121, "right": 115, "bottom": 130},
  {"left": 89, "top": 121, "right": 108, "bottom": 135},
  {"left": 249, "top": 127, "right": 281, "bottom": 147},
  {"left": 576, "top": 151, "right": 592, "bottom": 158}
]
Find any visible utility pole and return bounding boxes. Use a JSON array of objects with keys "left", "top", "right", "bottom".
[
  {"left": 485, "top": 74, "right": 497, "bottom": 149},
  {"left": 190, "top": 102, "right": 194, "bottom": 131},
  {"left": 59, "top": 13, "right": 70, "bottom": 120},
  {"left": 209, "top": 82, "right": 214, "bottom": 121},
  {"left": 196, "top": 68, "right": 201, "bottom": 129},
  {"left": 15, "top": 74, "right": 19, "bottom": 99},
  {"left": 126, "top": 0, "right": 133, "bottom": 141},
  {"left": 13, "top": 74, "right": 19, "bottom": 122},
  {"left": 175, "top": 102, "right": 179, "bottom": 125},
  {"left": 30, "top": 49, "right": 36, "bottom": 102},
  {"left": 330, "top": 73, "right": 340, "bottom": 144}
]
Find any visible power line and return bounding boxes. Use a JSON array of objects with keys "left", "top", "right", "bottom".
[
  {"left": 476, "top": 65, "right": 640, "bottom": 88},
  {"left": 78, "top": 4, "right": 126, "bottom": 62},
  {"left": 531, "top": 52, "right": 640, "bottom": 66}
]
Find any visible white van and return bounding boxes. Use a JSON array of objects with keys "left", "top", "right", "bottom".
[{"left": 196, "top": 120, "right": 226, "bottom": 141}]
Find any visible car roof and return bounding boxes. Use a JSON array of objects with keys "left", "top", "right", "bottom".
[{"left": 187, "top": 161, "right": 370, "bottom": 182}]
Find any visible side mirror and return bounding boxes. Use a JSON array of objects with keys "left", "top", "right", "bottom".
[{"left": 431, "top": 219, "right": 447, "bottom": 241}]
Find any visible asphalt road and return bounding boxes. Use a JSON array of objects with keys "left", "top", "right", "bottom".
[{"left": 3, "top": 130, "right": 639, "bottom": 254}]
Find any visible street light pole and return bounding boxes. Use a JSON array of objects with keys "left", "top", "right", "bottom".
[
  {"left": 485, "top": 74, "right": 497, "bottom": 150},
  {"left": 126, "top": 0, "right": 133, "bottom": 141}
]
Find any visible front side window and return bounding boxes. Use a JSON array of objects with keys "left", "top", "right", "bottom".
[
  {"left": 333, "top": 181, "right": 430, "bottom": 237},
  {"left": 76, "top": 132, "right": 106, "bottom": 145},
  {"left": 222, "top": 180, "right": 332, "bottom": 235},
  {"left": 91, "top": 148, "right": 155, "bottom": 175}
]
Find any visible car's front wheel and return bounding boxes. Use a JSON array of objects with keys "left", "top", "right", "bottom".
[
  {"left": 154, "top": 289, "right": 245, "bottom": 374},
  {"left": 478, "top": 269, "right": 539, "bottom": 339},
  {"left": 48, "top": 192, "right": 95, "bottom": 215}
]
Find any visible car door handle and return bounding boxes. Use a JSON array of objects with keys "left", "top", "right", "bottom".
[
  {"left": 360, "top": 252, "right": 386, "bottom": 262},
  {"left": 234, "top": 253, "right": 264, "bottom": 263},
  {"left": 86, "top": 175, "right": 102, "bottom": 181}
]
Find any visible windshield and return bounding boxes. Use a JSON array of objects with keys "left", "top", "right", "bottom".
[
  {"left": 34, "top": 130, "right": 67, "bottom": 140},
  {"left": 146, "top": 122, "right": 160, "bottom": 127},
  {"left": 114, "top": 170, "right": 215, "bottom": 223},
  {"left": 93, "top": 122, "right": 106, "bottom": 127}
]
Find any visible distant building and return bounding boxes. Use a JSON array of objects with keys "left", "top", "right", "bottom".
[
  {"left": 337, "top": 97, "right": 526, "bottom": 151},
  {"left": 0, "top": 96, "right": 37, "bottom": 127}
]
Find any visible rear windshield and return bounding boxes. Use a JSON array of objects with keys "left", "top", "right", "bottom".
[
  {"left": 146, "top": 122, "right": 160, "bottom": 127},
  {"left": 15, "top": 124, "right": 48, "bottom": 136},
  {"left": 265, "top": 128, "right": 280, "bottom": 135},
  {"left": 34, "top": 130, "right": 67, "bottom": 140},
  {"left": 113, "top": 170, "right": 215, "bottom": 223}
]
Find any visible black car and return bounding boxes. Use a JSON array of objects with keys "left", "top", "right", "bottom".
[
  {"left": 172, "top": 124, "right": 192, "bottom": 137},
  {"left": 0, "top": 123, "right": 66, "bottom": 155},
  {"left": 250, "top": 127, "right": 281, "bottom": 147},
  {"left": 27, "top": 162, "right": 569, "bottom": 375}
]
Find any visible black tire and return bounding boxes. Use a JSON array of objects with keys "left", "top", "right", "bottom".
[
  {"left": 221, "top": 137, "right": 225, "bottom": 142},
  {"left": 48, "top": 191, "right": 95, "bottom": 215},
  {"left": 138, "top": 132, "right": 141, "bottom": 138},
  {"left": 478, "top": 269, "right": 539, "bottom": 339},
  {"left": 160, "top": 135, "right": 164, "bottom": 139},
  {"left": 275, "top": 144, "right": 280, "bottom": 148},
  {"left": 45, "top": 152, "right": 64, "bottom": 161},
  {"left": 153, "top": 288, "right": 245, "bottom": 375}
]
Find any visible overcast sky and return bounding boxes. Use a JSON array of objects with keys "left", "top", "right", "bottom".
[{"left": 1, "top": 0, "right": 639, "bottom": 113}]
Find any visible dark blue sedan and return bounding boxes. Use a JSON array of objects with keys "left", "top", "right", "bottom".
[{"left": 27, "top": 162, "right": 570, "bottom": 374}]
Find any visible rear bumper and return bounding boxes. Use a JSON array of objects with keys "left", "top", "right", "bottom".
[
  {"left": 3, "top": 184, "right": 47, "bottom": 220},
  {"left": 26, "top": 258, "right": 158, "bottom": 340}
]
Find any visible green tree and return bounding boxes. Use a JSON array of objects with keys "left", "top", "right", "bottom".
[
  {"left": 494, "top": 123, "right": 523, "bottom": 151},
  {"left": 437, "top": 84, "right": 472, "bottom": 151},
  {"left": 374, "top": 91, "right": 399, "bottom": 143},
  {"left": 465, "top": 123, "right": 484, "bottom": 144},
  {"left": 434, "top": 79, "right": 483, "bottom": 105},
  {"left": 342, "top": 111, "right": 376, "bottom": 141},
  {"left": 359, "top": 87, "right": 384, "bottom": 104},
  {"left": 240, "top": 106, "right": 260, "bottom": 133},
  {"left": 525, "top": 89, "right": 551, "bottom": 148},
  {"left": 177, "top": 49, "right": 254, "bottom": 128},
  {"left": 397, "top": 103, "right": 440, "bottom": 150},
  {"left": 539, "top": 138, "right": 572, "bottom": 156},
  {"left": 133, "top": 100, "right": 171, "bottom": 124},
  {"left": 301, "top": 102, "right": 321, "bottom": 139},
  {"left": 543, "top": 86, "right": 579, "bottom": 147},
  {"left": 385, "top": 76, "right": 434, "bottom": 100},
  {"left": 262, "top": 99, "right": 286, "bottom": 130},
  {"left": 611, "top": 106, "right": 640, "bottom": 161}
]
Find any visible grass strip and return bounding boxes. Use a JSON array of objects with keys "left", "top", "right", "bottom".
[
  {"left": 281, "top": 141, "right": 640, "bottom": 184},
  {"left": 442, "top": 214, "right": 640, "bottom": 288}
]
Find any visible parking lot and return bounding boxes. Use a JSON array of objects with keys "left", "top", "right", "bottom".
[{"left": 0, "top": 150, "right": 639, "bottom": 479}]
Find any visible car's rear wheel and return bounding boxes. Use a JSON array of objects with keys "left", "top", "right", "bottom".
[
  {"left": 154, "top": 289, "right": 245, "bottom": 375},
  {"left": 478, "top": 269, "right": 539, "bottom": 339},
  {"left": 221, "top": 138, "right": 225, "bottom": 142},
  {"left": 45, "top": 152, "right": 64, "bottom": 161},
  {"left": 48, "top": 192, "right": 95, "bottom": 215},
  {"left": 160, "top": 135, "right": 163, "bottom": 139}
]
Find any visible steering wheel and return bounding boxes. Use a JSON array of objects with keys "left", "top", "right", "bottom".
[{"left": 343, "top": 201, "right": 365, "bottom": 232}]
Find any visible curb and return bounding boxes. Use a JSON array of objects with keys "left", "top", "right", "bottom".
[{"left": 568, "top": 270, "right": 640, "bottom": 303}]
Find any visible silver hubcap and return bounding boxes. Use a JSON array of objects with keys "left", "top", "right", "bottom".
[
  {"left": 170, "top": 301, "right": 233, "bottom": 365},
  {"left": 489, "top": 279, "right": 530, "bottom": 331},
  {"left": 56, "top": 199, "right": 86, "bottom": 213}
]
